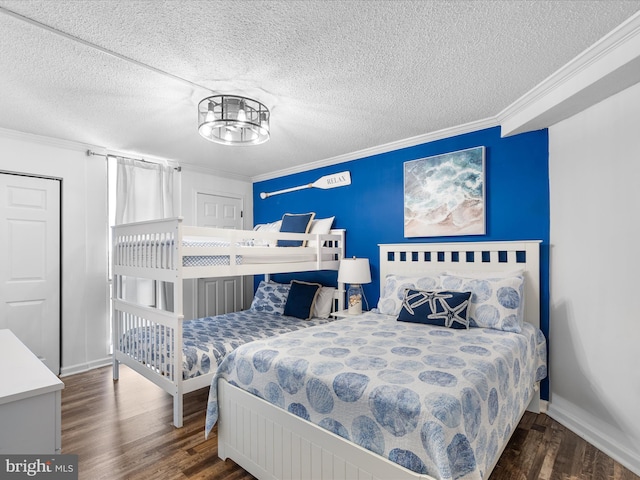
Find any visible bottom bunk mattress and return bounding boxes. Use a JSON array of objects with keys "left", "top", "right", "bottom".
[
  {"left": 205, "top": 312, "right": 547, "bottom": 480},
  {"left": 118, "top": 310, "right": 335, "bottom": 381}
]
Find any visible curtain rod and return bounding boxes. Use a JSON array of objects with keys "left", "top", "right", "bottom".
[{"left": 86, "top": 150, "right": 181, "bottom": 172}]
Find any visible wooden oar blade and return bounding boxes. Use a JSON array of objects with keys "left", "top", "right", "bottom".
[
  {"left": 312, "top": 171, "right": 351, "bottom": 190},
  {"left": 260, "top": 171, "right": 351, "bottom": 199}
]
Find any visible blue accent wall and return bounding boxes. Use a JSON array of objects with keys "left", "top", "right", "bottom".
[{"left": 253, "top": 126, "right": 550, "bottom": 399}]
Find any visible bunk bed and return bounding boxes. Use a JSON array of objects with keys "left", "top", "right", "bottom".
[
  {"left": 206, "top": 240, "right": 547, "bottom": 480},
  {"left": 111, "top": 216, "right": 345, "bottom": 427}
]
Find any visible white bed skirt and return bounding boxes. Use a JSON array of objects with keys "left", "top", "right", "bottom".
[
  {"left": 217, "top": 379, "right": 537, "bottom": 480},
  {"left": 218, "top": 378, "right": 437, "bottom": 480}
]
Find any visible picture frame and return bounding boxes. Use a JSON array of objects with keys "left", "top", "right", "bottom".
[{"left": 404, "top": 146, "right": 485, "bottom": 238}]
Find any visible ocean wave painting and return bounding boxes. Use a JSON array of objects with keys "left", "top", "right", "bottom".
[{"left": 404, "top": 146, "right": 485, "bottom": 237}]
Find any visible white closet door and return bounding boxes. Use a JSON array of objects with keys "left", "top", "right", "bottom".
[
  {"left": 196, "top": 193, "right": 244, "bottom": 317},
  {"left": 196, "top": 193, "right": 243, "bottom": 229},
  {"left": 0, "top": 173, "right": 61, "bottom": 373}
]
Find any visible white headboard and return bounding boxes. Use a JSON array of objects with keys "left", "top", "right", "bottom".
[{"left": 379, "top": 241, "right": 541, "bottom": 329}]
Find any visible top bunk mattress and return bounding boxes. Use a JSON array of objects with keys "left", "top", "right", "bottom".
[{"left": 115, "top": 236, "right": 337, "bottom": 268}]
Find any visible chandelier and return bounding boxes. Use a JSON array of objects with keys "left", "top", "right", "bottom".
[{"left": 198, "top": 95, "right": 270, "bottom": 145}]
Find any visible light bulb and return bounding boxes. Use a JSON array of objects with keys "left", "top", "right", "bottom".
[
  {"left": 259, "top": 112, "right": 269, "bottom": 135},
  {"left": 205, "top": 110, "right": 215, "bottom": 123},
  {"left": 224, "top": 129, "right": 233, "bottom": 142},
  {"left": 200, "top": 124, "right": 212, "bottom": 137},
  {"left": 237, "top": 101, "right": 247, "bottom": 122}
]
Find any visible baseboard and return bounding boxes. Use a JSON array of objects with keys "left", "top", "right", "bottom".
[
  {"left": 60, "top": 356, "right": 112, "bottom": 377},
  {"left": 547, "top": 397, "right": 640, "bottom": 477}
]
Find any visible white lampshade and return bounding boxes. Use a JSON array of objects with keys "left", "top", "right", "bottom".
[
  {"left": 338, "top": 257, "right": 371, "bottom": 285},
  {"left": 338, "top": 258, "right": 370, "bottom": 315}
]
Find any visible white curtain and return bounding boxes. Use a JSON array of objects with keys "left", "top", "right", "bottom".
[
  {"left": 115, "top": 157, "right": 176, "bottom": 224},
  {"left": 114, "top": 157, "right": 177, "bottom": 309}
]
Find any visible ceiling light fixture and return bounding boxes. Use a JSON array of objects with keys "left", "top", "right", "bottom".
[{"left": 198, "top": 95, "right": 270, "bottom": 146}]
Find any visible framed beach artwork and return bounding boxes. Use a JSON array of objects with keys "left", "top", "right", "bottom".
[{"left": 404, "top": 146, "right": 485, "bottom": 237}]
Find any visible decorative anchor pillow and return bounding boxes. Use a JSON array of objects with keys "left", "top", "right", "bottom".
[
  {"left": 440, "top": 274, "right": 525, "bottom": 333},
  {"left": 397, "top": 289, "right": 472, "bottom": 329}
]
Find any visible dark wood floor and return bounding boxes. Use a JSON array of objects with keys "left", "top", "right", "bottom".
[{"left": 61, "top": 365, "right": 639, "bottom": 480}]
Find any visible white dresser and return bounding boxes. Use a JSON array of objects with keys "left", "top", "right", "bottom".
[{"left": 0, "top": 329, "right": 64, "bottom": 454}]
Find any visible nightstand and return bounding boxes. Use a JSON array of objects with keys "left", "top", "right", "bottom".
[{"left": 0, "top": 329, "right": 64, "bottom": 454}]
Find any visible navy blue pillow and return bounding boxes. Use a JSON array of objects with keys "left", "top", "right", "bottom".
[
  {"left": 277, "top": 213, "right": 315, "bottom": 247},
  {"left": 397, "top": 289, "right": 471, "bottom": 329},
  {"left": 283, "top": 280, "right": 322, "bottom": 320}
]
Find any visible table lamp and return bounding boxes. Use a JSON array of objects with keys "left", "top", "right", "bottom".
[{"left": 337, "top": 257, "right": 371, "bottom": 314}]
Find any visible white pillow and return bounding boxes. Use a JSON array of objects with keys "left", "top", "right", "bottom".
[
  {"left": 253, "top": 220, "right": 282, "bottom": 247},
  {"left": 307, "top": 216, "right": 335, "bottom": 248},
  {"left": 440, "top": 274, "right": 525, "bottom": 332},
  {"left": 444, "top": 269, "right": 524, "bottom": 278},
  {"left": 313, "top": 286, "right": 336, "bottom": 318},
  {"left": 376, "top": 273, "right": 442, "bottom": 315}
]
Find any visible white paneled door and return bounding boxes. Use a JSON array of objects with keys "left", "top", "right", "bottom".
[
  {"left": 196, "top": 193, "right": 244, "bottom": 317},
  {"left": 0, "top": 173, "right": 60, "bottom": 373}
]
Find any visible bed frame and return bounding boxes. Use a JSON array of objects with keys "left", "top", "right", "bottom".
[
  {"left": 217, "top": 240, "right": 542, "bottom": 480},
  {"left": 111, "top": 217, "right": 345, "bottom": 427}
]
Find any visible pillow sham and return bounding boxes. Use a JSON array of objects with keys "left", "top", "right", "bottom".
[
  {"left": 313, "top": 286, "right": 336, "bottom": 319},
  {"left": 283, "top": 280, "right": 323, "bottom": 320},
  {"left": 249, "top": 280, "right": 290, "bottom": 315},
  {"left": 440, "top": 274, "right": 525, "bottom": 333},
  {"left": 253, "top": 220, "right": 282, "bottom": 247},
  {"left": 277, "top": 212, "right": 315, "bottom": 247},
  {"left": 397, "top": 289, "right": 471, "bottom": 329},
  {"left": 376, "top": 273, "right": 442, "bottom": 315},
  {"left": 307, "top": 216, "right": 336, "bottom": 248}
]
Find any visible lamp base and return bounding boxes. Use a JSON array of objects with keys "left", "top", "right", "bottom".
[{"left": 347, "top": 284, "right": 363, "bottom": 315}]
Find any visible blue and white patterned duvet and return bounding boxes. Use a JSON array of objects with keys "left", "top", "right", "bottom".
[
  {"left": 182, "top": 311, "right": 335, "bottom": 379},
  {"left": 205, "top": 312, "right": 547, "bottom": 480},
  {"left": 120, "top": 310, "right": 335, "bottom": 380}
]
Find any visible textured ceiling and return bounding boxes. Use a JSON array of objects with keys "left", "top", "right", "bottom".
[{"left": 0, "top": 1, "right": 639, "bottom": 179}]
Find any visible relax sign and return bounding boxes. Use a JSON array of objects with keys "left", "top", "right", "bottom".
[{"left": 260, "top": 171, "right": 351, "bottom": 199}]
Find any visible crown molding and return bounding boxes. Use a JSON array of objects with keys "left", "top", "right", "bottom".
[
  {"left": 499, "top": 11, "right": 640, "bottom": 136},
  {"left": 0, "top": 125, "right": 98, "bottom": 153},
  {"left": 178, "top": 161, "right": 252, "bottom": 182},
  {"left": 254, "top": 12, "right": 640, "bottom": 183},
  {"left": 0, "top": 125, "right": 251, "bottom": 181},
  {"left": 0, "top": 126, "right": 176, "bottom": 166},
  {"left": 251, "top": 116, "right": 499, "bottom": 183}
]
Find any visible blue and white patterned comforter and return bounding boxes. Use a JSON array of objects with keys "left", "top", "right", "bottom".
[
  {"left": 120, "top": 310, "right": 335, "bottom": 380},
  {"left": 205, "top": 312, "right": 547, "bottom": 480}
]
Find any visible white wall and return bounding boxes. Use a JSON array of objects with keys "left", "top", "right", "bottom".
[
  {"left": 179, "top": 165, "right": 254, "bottom": 320},
  {"left": 548, "top": 81, "right": 640, "bottom": 475},
  {"left": 180, "top": 166, "right": 254, "bottom": 227},
  {"left": 0, "top": 130, "right": 110, "bottom": 375}
]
